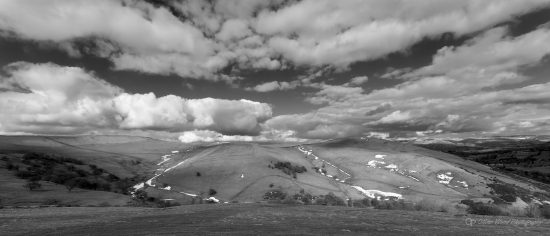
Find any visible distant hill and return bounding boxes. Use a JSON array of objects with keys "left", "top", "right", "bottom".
[
  {"left": 1, "top": 135, "right": 549, "bottom": 209},
  {"left": 417, "top": 137, "right": 550, "bottom": 189}
]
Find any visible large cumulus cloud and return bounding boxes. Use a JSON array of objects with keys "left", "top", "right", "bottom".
[
  {"left": 264, "top": 26, "right": 550, "bottom": 139},
  {"left": 1, "top": 0, "right": 549, "bottom": 79},
  {"left": 0, "top": 62, "right": 272, "bottom": 135}
]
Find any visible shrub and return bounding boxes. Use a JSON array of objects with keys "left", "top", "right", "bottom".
[
  {"left": 292, "top": 190, "right": 314, "bottom": 205},
  {"left": 314, "top": 198, "right": 327, "bottom": 205},
  {"left": 272, "top": 161, "right": 307, "bottom": 178},
  {"left": 541, "top": 205, "right": 550, "bottom": 219},
  {"left": 208, "top": 188, "right": 217, "bottom": 196},
  {"left": 375, "top": 200, "right": 415, "bottom": 211},
  {"left": 501, "top": 194, "right": 516, "bottom": 203},
  {"left": 24, "top": 180, "right": 41, "bottom": 191},
  {"left": 360, "top": 198, "right": 372, "bottom": 207},
  {"left": 415, "top": 199, "right": 454, "bottom": 212},
  {"left": 43, "top": 199, "right": 61, "bottom": 205},
  {"left": 371, "top": 198, "right": 380, "bottom": 207},
  {"left": 282, "top": 197, "right": 301, "bottom": 205},
  {"left": 468, "top": 203, "right": 507, "bottom": 216},
  {"left": 133, "top": 190, "right": 148, "bottom": 202},
  {"left": 264, "top": 190, "right": 287, "bottom": 200},
  {"left": 488, "top": 183, "right": 517, "bottom": 196},
  {"left": 320, "top": 192, "right": 345, "bottom": 206},
  {"left": 196, "top": 172, "right": 201, "bottom": 177},
  {"left": 156, "top": 200, "right": 180, "bottom": 208},
  {"left": 525, "top": 203, "right": 541, "bottom": 218},
  {"left": 351, "top": 200, "right": 367, "bottom": 208},
  {"left": 460, "top": 199, "right": 474, "bottom": 206}
]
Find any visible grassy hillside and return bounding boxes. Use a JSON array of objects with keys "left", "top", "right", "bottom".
[
  {"left": 0, "top": 135, "right": 187, "bottom": 207},
  {"left": 418, "top": 138, "right": 550, "bottom": 187},
  {"left": 1, "top": 135, "right": 549, "bottom": 217},
  {"left": 1, "top": 204, "right": 549, "bottom": 236},
  {"left": 134, "top": 137, "right": 549, "bottom": 211}
]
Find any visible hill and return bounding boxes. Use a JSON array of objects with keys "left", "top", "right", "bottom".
[
  {"left": 1, "top": 135, "right": 549, "bottom": 214},
  {"left": 0, "top": 135, "right": 187, "bottom": 207},
  {"left": 136, "top": 137, "right": 549, "bottom": 207}
]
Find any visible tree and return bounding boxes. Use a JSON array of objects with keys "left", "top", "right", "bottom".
[
  {"left": 133, "top": 189, "right": 148, "bottom": 202},
  {"left": 25, "top": 180, "right": 41, "bottom": 191},
  {"left": 64, "top": 178, "right": 79, "bottom": 192},
  {"left": 209, "top": 188, "right": 217, "bottom": 196}
]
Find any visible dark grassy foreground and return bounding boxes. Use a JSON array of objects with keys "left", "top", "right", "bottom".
[{"left": 1, "top": 204, "right": 549, "bottom": 236}]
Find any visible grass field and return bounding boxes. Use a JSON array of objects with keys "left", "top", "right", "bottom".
[{"left": 1, "top": 204, "right": 549, "bottom": 235}]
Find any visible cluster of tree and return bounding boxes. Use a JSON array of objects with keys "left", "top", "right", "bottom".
[
  {"left": 263, "top": 189, "right": 346, "bottom": 206},
  {"left": 268, "top": 161, "right": 307, "bottom": 179},
  {"left": 1, "top": 152, "right": 139, "bottom": 194}
]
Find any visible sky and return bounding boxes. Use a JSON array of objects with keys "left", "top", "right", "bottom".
[{"left": 1, "top": 0, "right": 550, "bottom": 142}]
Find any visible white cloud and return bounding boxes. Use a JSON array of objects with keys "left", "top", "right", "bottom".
[
  {"left": 1, "top": 0, "right": 549, "bottom": 78},
  {"left": 216, "top": 19, "right": 252, "bottom": 41},
  {"left": 342, "top": 76, "right": 368, "bottom": 86},
  {"left": 263, "top": 25, "right": 550, "bottom": 139},
  {"left": 411, "top": 27, "right": 550, "bottom": 77},
  {"left": 0, "top": 62, "right": 272, "bottom": 135},
  {"left": 178, "top": 129, "right": 307, "bottom": 143},
  {"left": 378, "top": 111, "right": 412, "bottom": 124},
  {"left": 306, "top": 84, "right": 364, "bottom": 105},
  {"left": 247, "top": 81, "right": 299, "bottom": 92},
  {"left": 256, "top": 0, "right": 550, "bottom": 67},
  {"left": 178, "top": 130, "right": 253, "bottom": 143}
]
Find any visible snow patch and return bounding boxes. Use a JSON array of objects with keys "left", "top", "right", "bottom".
[
  {"left": 180, "top": 191, "right": 197, "bottom": 197},
  {"left": 351, "top": 186, "right": 402, "bottom": 199},
  {"left": 145, "top": 174, "right": 160, "bottom": 187},
  {"left": 157, "top": 154, "right": 172, "bottom": 165},
  {"left": 297, "top": 146, "right": 351, "bottom": 181},
  {"left": 207, "top": 197, "right": 220, "bottom": 203},
  {"left": 164, "top": 159, "right": 189, "bottom": 172},
  {"left": 437, "top": 173, "right": 454, "bottom": 185},
  {"left": 385, "top": 164, "right": 398, "bottom": 169},
  {"left": 456, "top": 180, "right": 468, "bottom": 188},
  {"left": 367, "top": 160, "right": 385, "bottom": 167},
  {"left": 133, "top": 182, "right": 144, "bottom": 191},
  {"left": 161, "top": 186, "right": 171, "bottom": 191},
  {"left": 375, "top": 154, "right": 386, "bottom": 159},
  {"left": 171, "top": 150, "right": 179, "bottom": 154}
]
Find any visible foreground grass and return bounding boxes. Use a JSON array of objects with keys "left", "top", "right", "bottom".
[{"left": 1, "top": 204, "right": 549, "bottom": 235}]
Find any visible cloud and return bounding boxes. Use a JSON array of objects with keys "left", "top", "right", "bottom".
[
  {"left": 263, "top": 25, "right": 550, "bottom": 139},
  {"left": 256, "top": 0, "right": 550, "bottom": 68},
  {"left": 247, "top": 81, "right": 299, "bottom": 92},
  {"left": 178, "top": 130, "right": 254, "bottom": 143},
  {"left": 178, "top": 129, "right": 308, "bottom": 143},
  {"left": 1, "top": 0, "right": 549, "bottom": 79},
  {"left": 306, "top": 84, "right": 364, "bottom": 105},
  {"left": 0, "top": 62, "right": 272, "bottom": 135},
  {"left": 411, "top": 27, "right": 550, "bottom": 77},
  {"left": 342, "top": 76, "right": 368, "bottom": 86},
  {"left": 264, "top": 113, "right": 364, "bottom": 139}
]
